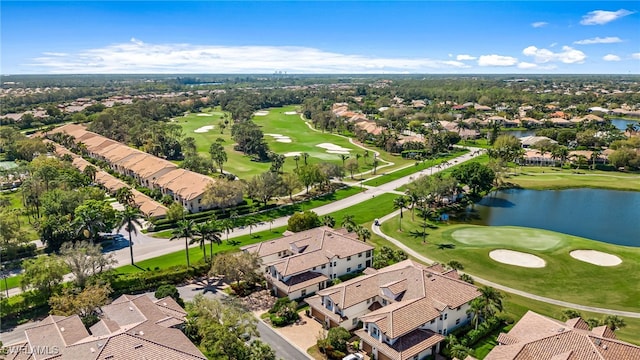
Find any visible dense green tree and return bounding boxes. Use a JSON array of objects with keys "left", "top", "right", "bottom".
[
  {"left": 155, "top": 284, "right": 185, "bottom": 307},
  {"left": 209, "top": 251, "right": 262, "bottom": 286},
  {"left": 296, "top": 164, "right": 323, "bottom": 193},
  {"left": 451, "top": 162, "right": 495, "bottom": 195},
  {"left": 247, "top": 172, "right": 286, "bottom": 206},
  {"left": 208, "top": 142, "right": 228, "bottom": 174},
  {"left": 287, "top": 211, "right": 321, "bottom": 232},
  {"left": 202, "top": 179, "right": 245, "bottom": 209},
  {"left": 181, "top": 154, "right": 216, "bottom": 174},
  {"left": 49, "top": 283, "right": 111, "bottom": 327},
  {"left": 73, "top": 199, "right": 116, "bottom": 243},
  {"left": 20, "top": 255, "right": 67, "bottom": 294}
]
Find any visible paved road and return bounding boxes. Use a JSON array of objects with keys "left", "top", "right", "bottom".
[{"left": 371, "top": 210, "right": 640, "bottom": 318}]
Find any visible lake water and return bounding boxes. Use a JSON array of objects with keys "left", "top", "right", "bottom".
[
  {"left": 503, "top": 130, "right": 536, "bottom": 138},
  {"left": 611, "top": 118, "right": 639, "bottom": 131},
  {"left": 467, "top": 189, "right": 640, "bottom": 247}
]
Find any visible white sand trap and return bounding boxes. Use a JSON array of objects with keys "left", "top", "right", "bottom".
[
  {"left": 196, "top": 113, "right": 213, "bottom": 117},
  {"left": 254, "top": 111, "right": 269, "bottom": 116},
  {"left": 194, "top": 125, "right": 215, "bottom": 133},
  {"left": 283, "top": 152, "right": 302, "bottom": 157},
  {"left": 266, "top": 133, "right": 292, "bottom": 143},
  {"left": 316, "top": 143, "right": 351, "bottom": 153},
  {"left": 489, "top": 249, "right": 546, "bottom": 268},
  {"left": 284, "top": 111, "right": 297, "bottom": 115},
  {"left": 570, "top": 250, "right": 622, "bottom": 266}
]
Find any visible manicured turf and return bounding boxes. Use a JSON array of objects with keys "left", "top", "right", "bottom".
[
  {"left": 117, "top": 227, "right": 286, "bottom": 274},
  {"left": 381, "top": 219, "right": 640, "bottom": 312},
  {"left": 0, "top": 274, "right": 22, "bottom": 292},
  {"left": 175, "top": 105, "right": 409, "bottom": 179},
  {"left": 326, "top": 192, "right": 397, "bottom": 226},
  {"left": 452, "top": 227, "right": 564, "bottom": 251},
  {"left": 505, "top": 167, "right": 640, "bottom": 192},
  {"left": 362, "top": 149, "right": 468, "bottom": 187}
]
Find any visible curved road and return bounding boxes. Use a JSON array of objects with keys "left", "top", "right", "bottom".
[{"left": 372, "top": 209, "right": 640, "bottom": 318}]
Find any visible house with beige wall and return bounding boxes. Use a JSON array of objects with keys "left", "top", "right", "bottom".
[
  {"left": 306, "top": 260, "right": 481, "bottom": 360},
  {"left": 241, "top": 226, "right": 374, "bottom": 300}
]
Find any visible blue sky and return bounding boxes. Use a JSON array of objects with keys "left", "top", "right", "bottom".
[{"left": 2, "top": 1, "right": 639, "bottom": 74}]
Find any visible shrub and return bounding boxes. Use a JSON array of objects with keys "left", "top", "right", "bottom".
[
  {"left": 287, "top": 211, "right": 321, "bottom": 232},
  {"left": 268, "top": 297, "right": 299, "bottom": 327},
  {"left": 154, "top": 284, "right": 185, "bottom": 307}
]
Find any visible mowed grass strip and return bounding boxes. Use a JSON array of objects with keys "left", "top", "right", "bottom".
[
  {"left": 117, "top": 227, "right": 286, "bottom": 274},
  {"left": 380, "top": 219, "right": 640, "bottom": 312},
  {"left": 326, "top": 192, "right": 397, "bottom": 226},
  {"left": 362, "top": 149, "right": 468, "bottom": 187},
  {"left": 452, "top": 226, "right": 564, "bottom": 251}
]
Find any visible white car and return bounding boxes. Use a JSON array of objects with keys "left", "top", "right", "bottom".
[{"left": 342, "top": 354, "right": 364, "bottom": 360}]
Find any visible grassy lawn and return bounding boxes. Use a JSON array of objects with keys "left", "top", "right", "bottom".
[
  {"left": 380, "top": 219, "right": 640, "bottom": 312},
  {"left": 362, "top": 149, "right": 468, "bottom": 187},
  {"left": 0, "top": 274, "right": 22, "bottom": 292},
  {"left": 175, "top": 105, "right": 411, "bottom": 180},
  {"left": 0, "top": 190, "right": 39, "bottom": 241},
  {"left": 505, "top": 166, "right": 640, "bottom": 192},
  {"left": 326, "top": 192, "right": 397, "bottom": 227},
  {"left": 117, "top": 227, "right": 286, "bottom": 274}
]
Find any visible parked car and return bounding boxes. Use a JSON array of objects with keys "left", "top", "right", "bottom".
[{"left": 342, "top": 354, "right": 364, "bottom": 360}]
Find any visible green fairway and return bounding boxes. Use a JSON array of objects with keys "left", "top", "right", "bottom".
[
  {"left": 505, "top": 167, "right": 640, "bottom": 192},
  {"left": 452, "top": 226, "right": 564, "bottom": 251},
  {"left": 381, "top": 219, "right": 640, "bottom": 312},
  {"left": 175, "top": 105, "right": 411, "bottom": 180},
  {"left": 362, "top": 149, "right": 468, "bottom": 187},
  {"left": 327, "top": 192, "right": 397, "bottom": 226}
]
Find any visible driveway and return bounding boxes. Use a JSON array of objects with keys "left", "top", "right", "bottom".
[{"left": 268, "top": 310, "right": 322, "bottom": 358}]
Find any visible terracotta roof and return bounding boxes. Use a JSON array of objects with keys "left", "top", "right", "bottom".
[
  {"left": 486, "top": 311, "right": 640, "bottom": 360},
  {"left": 267, "top": 271, "right": 329, "bottom": 293},
  {"left": 356, "top": 328, "right": 445, "bottom": 360},
  {"left": 360, "top": 297, "right": 441, "bottom": 338}
]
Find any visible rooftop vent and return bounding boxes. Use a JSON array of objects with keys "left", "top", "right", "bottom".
[
  {"left": 139, "top": 331, "right": 144, "bottom": 336},
  {"left": 163, "top": 302, "right": 167, "bottom": 306},
  {"left": 595, "top": 339, "right": 602, "bottom": 346},
  {"left": 97, "top": 342, "right": 103, "bottom": 348},
  {"left": 129, "top": 306, "right": 134, "bottom": 311},
  {"left": 557, "top": 328, "right": 565, "bottom": 333},
  {"left": 134, "top": 344, "right": 143, "bottom": 350},
  {"left": 603, "top": 344, "right": 608, "bottom": 350},
  {"left": 90, "top": 348, "right": 96, "bottom": 353}
]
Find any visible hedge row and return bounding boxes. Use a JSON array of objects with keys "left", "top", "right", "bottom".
[{"left": 1, "top": 243, "right": 37, "bottom": 262}]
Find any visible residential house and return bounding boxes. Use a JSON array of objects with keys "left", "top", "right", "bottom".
[
  {"left": 4, "top": 294, "right": 206, "bottom": 360},
  {"left": 485, "top": 310, "right": 640, "bottom": 360},
  {"left": 242, "top": 226, "right": 374, "bottom": 300},
  {"left": 307, "top": 260, "right": 481, "bottom": 360},
  {"left": 519, "top": 136, "right": 557, "bottom": 148},
  {"left": 46, "top": 124, "right": 232, "bottom": 213}
]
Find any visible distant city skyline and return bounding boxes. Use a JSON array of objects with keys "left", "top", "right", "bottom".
[{"left": 2, "top": 1, "right": 639, "bottom": 74}]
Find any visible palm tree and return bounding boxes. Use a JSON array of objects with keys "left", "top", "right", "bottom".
[
  {"left": 302, "top": 152, "right": 310, "bottom": 165},
  {"left": 221, "top": 218, "right": 234, "bottom": 242},
  {"left": 466, "top": 297, "right": 484, "bottom": 329},
  {"left": 602, "top": 315, "right": 626, "bottom": 331},
  {"left": 115, "top": 206, "right": 142, "bottom": 266},
  {"left": 193, "top": 222, "right": 211, "bottom": 262},
  {"left": 322, "top": 215, "right": 335, "bottom": 228},
  {"left": 363, "top": 150, "right": 370, "bottom": 165},
  {"left": 393, "top": 196, "right": 409, "bottom": 231},
  {"left": 171, "top": 219, "right": 195, "bottom": 267},
  {"left": 116, "top": 187, "right": 135, "bottom": 207},
  {"left": 355, "top": 225, "right": 371, "bottom": 242},
  {"left": 405, "top": 190, "right": 420, "bottom": 221},
  {"left": 245, "top": 216, "right": 257, "bottom": 236},
  {"left": 293, "top": 155, "right": 300, "bottom": 169},
  {"left": 479, "top": 286, "right": 504, "bottom": 318},
  {"left": 340, "top": 154, "right": 350, "bottom": 167},
  {"left": 83, "top": 165, "right": 97, "bottom": 183},
  {"left": 206, "top": 219, "right": 223, "bottom": 262},
  {"left": 340, "top": 215, "right": 356, "bottom": 232},
  {"left": 355, "top": 153, "right": 362, "bottom": 166}
]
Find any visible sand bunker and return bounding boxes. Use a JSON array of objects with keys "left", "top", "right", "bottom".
[
  {"left": 489, "top": 249, "right": 546, "bottom": 268},
  {"left": 283, "top": 152, "right": 302, "bottom": 157},
  {"left": 316, "top": 143, "right": 351, "bottom": 154},
  {"left": 196, "top": 113, "right": 213, "bottom": 117},
  {"left": 194, "top": 125, "right": 215, "bottom": 133},
  {"left": 284, "top": 111, "right": 297, "bottom": 115},
  {"left": 254, "top": 111, "right": 269, "bottom": 116},
  {"left": 570, "top": 250, "right": 622, "bottom": 266},
  {"left": 266, "top": 133, "right": 293, "bottom": 143}
]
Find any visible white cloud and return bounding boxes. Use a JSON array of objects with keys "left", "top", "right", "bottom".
[
  {"left": 574, "top": 36, "right": 623, "bottom": 45},
  {"left": 477, "top": 55, "right": 518, "bottom": 67},
  {"left": 522, "top": 45, "right": 586, "bottom": 64},
  {"left": 632, "top": 53, "right": 640, "bottom": 60},
  {"left": 603, "top": 54, "right": 621, "bottom": 61},
  {"left": 550, "top": 42, "right": 558, "bottom": 48},
  {"left": 531, "top": 21, "right": 548, "bottom": 28},
  {"left": 26, "top": 39, "right": 473, "bottom": 74},
  {"left": 456, "top": 54, "right": 476, "bottom": 61},
  {"left": 580, "top": 9, "right": 634, "bottom": 25},
  {"left": 517, "top": 62, "right": 538, "bottom": 69}
]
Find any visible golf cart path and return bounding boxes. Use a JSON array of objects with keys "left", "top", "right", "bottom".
[{"left": 371, "top": 210, "right": 640, "bottom": 318}]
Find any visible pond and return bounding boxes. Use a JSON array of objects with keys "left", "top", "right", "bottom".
[
  {"left": 611, "top": 117, "right": 639, "bottom": 131},
  {"left": 502, "top": 130, "right": 536, "bottom": 138},
  {"left": 466, "top": 189, "right": 640, "bottom": 247}
]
